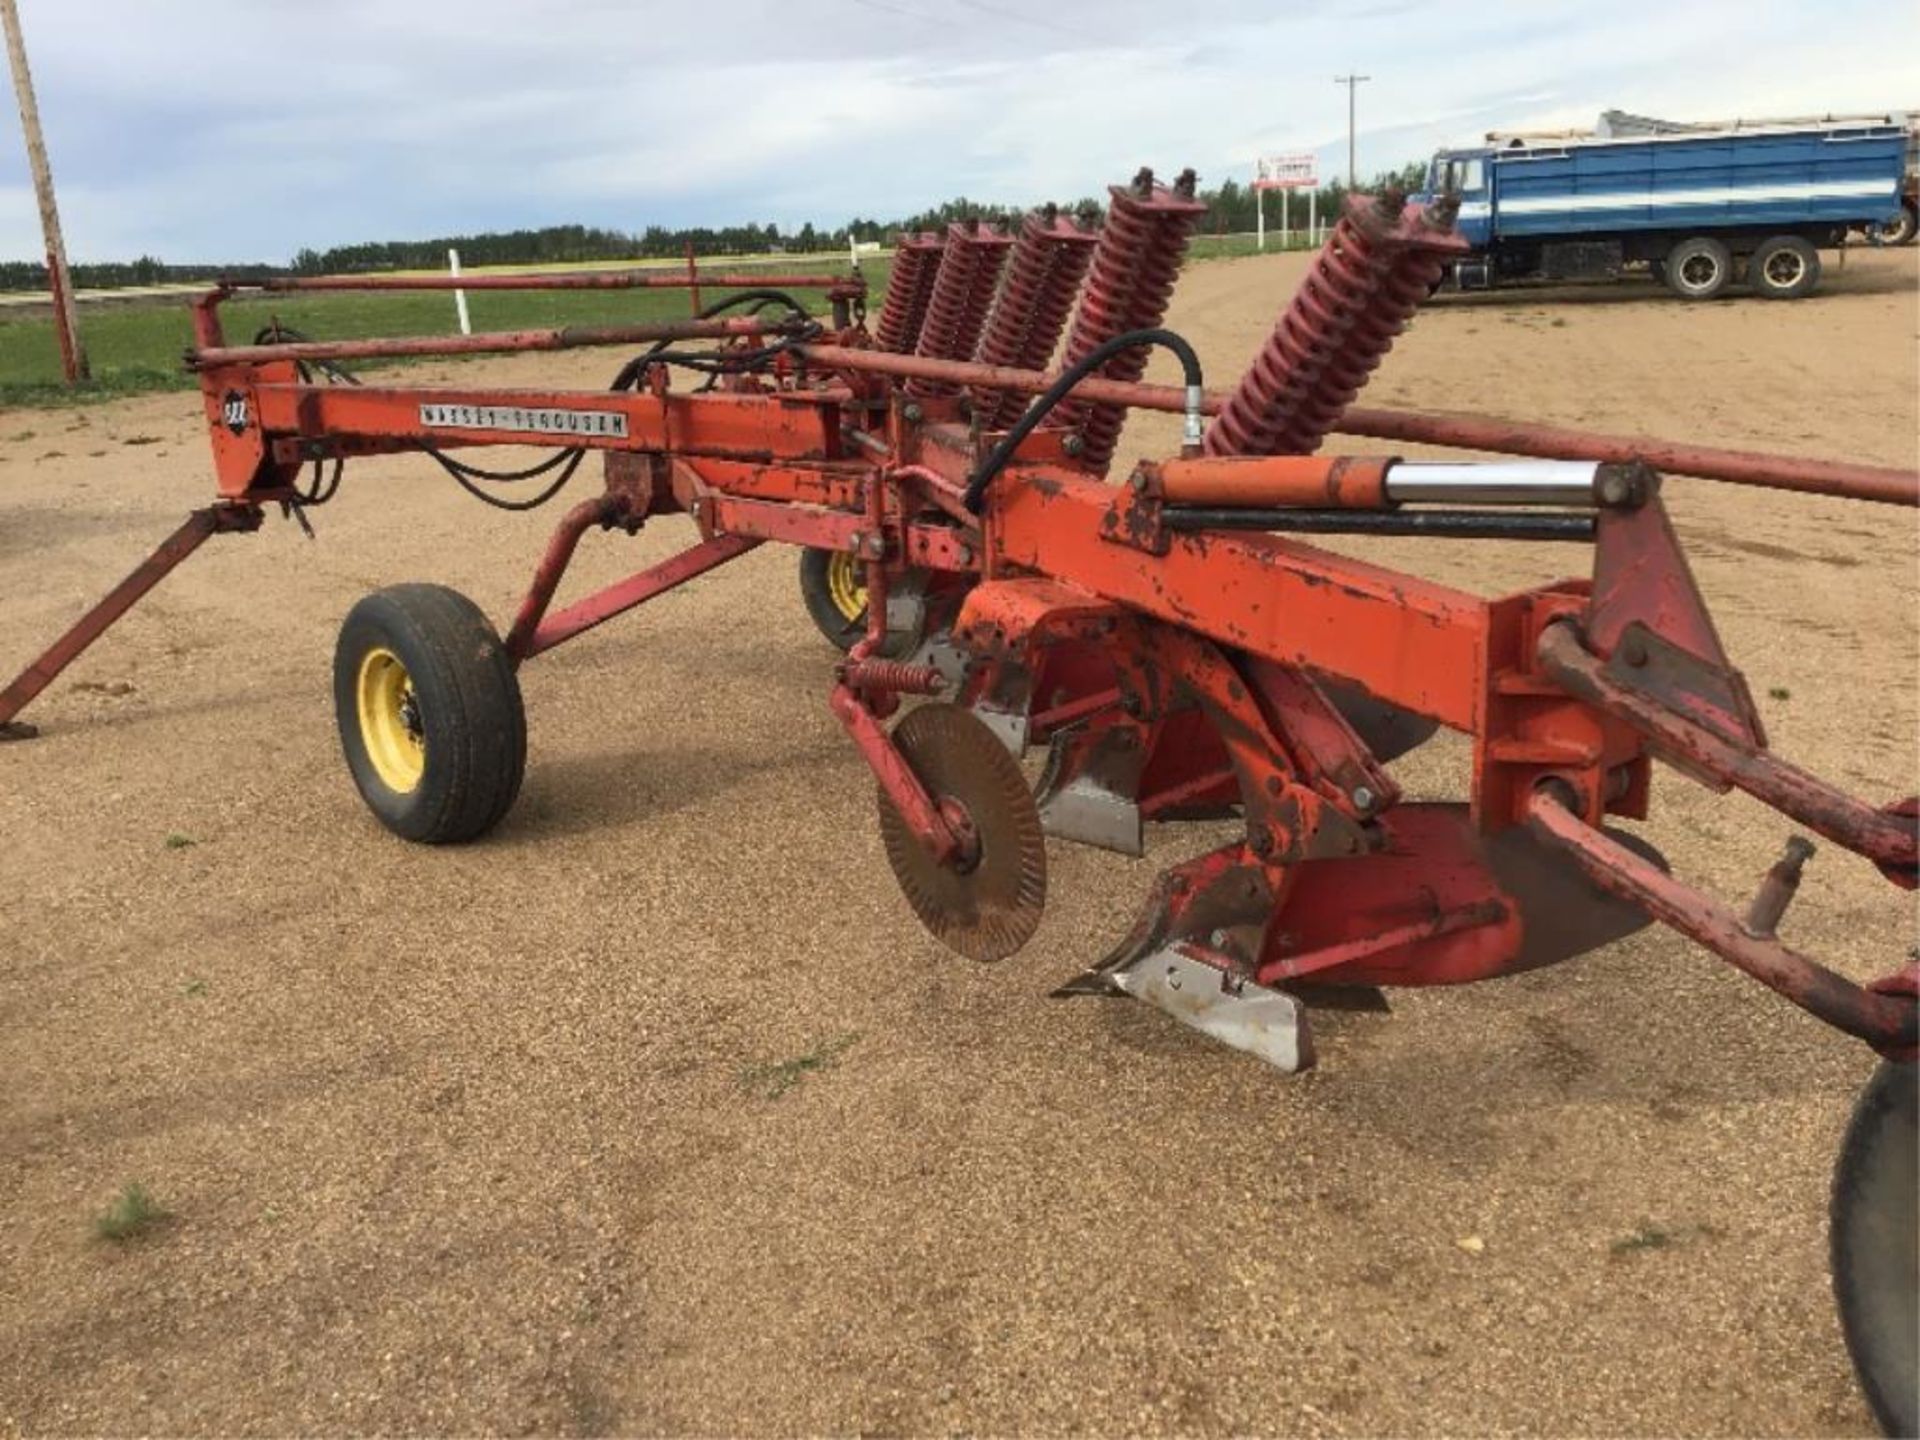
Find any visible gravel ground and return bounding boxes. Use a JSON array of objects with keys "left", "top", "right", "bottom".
[{"left": 1, "top": 247, "right": 1915, "bottom": 1436}]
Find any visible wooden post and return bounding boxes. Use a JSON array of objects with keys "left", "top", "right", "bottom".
[{"left": 2, "top": 0, "right": 88, "bottom": 382}]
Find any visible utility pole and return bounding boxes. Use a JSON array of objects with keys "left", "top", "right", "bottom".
[
  {"left": 1334, "top": 72, "right": 1371, "bottom": 192},
  {"left": 2, "top": 0, "right": 87, "bottom": 383}
]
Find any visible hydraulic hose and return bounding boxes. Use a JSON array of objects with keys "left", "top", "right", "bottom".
[{"left": 962, "top": 327, "right": 1203, "bottom": 514}]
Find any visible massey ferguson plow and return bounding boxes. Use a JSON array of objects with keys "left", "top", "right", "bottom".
[{"left": 3, "top": 173, "right": 1917, "bottom": 1430}]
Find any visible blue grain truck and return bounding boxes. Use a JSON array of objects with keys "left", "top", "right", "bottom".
[{"left": 1415, "top": 111, "right": 1911, "bottom": 299}]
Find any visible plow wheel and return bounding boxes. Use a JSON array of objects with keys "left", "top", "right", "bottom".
[
  {"left": 333, "top": 584, "right": 525, "bottom": 844},
  {"left": 1832, "top": 1059, "right": 1918, "bottom": 1437},
  {"left": 799, "top": 548, "right": 868, "bottom": 651},
  {"left": 878, "top": 702, "right": 1047, "bottom": 962}
]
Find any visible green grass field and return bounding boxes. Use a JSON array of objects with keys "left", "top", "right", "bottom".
[
  {"left": 0, "top": 258, "right": 888, "bottom": 409},
  {"left": 0, "top": 234, "right": 1309, "bottom": 409}
]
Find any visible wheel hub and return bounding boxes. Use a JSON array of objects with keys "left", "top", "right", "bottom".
[{"left": 355, "top": 646, "right": 426, "bottom": 793}]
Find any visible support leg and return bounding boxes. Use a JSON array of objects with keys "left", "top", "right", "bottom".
[{"left": 0, "top": 503, "right": 261, "bottom": 739}]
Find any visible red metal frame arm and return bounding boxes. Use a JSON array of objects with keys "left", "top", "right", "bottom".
[
  {"left": 518, "top": 533, "right": 761, "bottom": 660},
  {"left": 0, "top": 504, "right": 262, "bottom": 736},
  {"left": 798, "top": 345, "right": 1918, "bottom": 507},
  {"left": 215, "top": 269, "right": 861, "bottom": 296},
  {"left": 1537, "top": 622, "right": 1918, "bottom": 879},
  {"left": 1526, "top": 788, "right": 1916, "bottom": 1054},
  {"left": 190, "top": 316, "right": 789, "bottom": 369}
]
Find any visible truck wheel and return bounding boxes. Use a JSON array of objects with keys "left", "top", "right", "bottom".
[
  {"left": 1831, "top": 1060, "right": 1918, "bottom": 1439},
  {"left": 1870, "top": 206, "right": 1918, "bottom": 247},
  {"left": 1750, "top": 236, "right": 1821, "bottom": 300},
  {"left": 1663, "top": 237, "right": 1732, "bottom": 300},
  {"left": 334, "top": 584, "right": 526, "bottom": 843},
  {"left": 799, "top": 548, "right": 867, "bottom": 651}
]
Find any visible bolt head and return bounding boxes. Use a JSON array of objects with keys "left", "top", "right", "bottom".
[{"left": 1351, "top": 785, "right": 1376, "bottom": 812}]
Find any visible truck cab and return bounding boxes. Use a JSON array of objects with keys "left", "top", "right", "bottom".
[{"left": 1421, "top": 149, "right": 1492, "bottom": 248}]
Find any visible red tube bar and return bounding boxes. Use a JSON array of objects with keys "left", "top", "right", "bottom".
[
  {"left": 504, "top": 495, "right": 629, "bottom": 662},
  {"left": 1337, "top": 406, "right": 1918, "bottom": 508},
  {"left": 796, "top": 345, "right": 1919, "bottom": 508},
  {"left": 0, "top": 503, "right": 263, "bottom": 735},
  {"left": 191, "top": 317, "right": 791, "bottom": 369},
  {"left": 522, "top": 533, "right": 760, "bottom": 659},
  {"left": 1536, "top": 621, "right": 1919, "bottom": 878},
  {"left": 216, "top": 270, "right": 860, "bottom": 295},
  {"left": 1526, "top": 787, "right": 1916, "bottom": 1053}
]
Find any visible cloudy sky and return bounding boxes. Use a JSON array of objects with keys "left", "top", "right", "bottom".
[{"left": 2, "top": 0, "right": 1914, "bottom": 263}]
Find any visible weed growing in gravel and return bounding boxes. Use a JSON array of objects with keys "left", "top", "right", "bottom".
[
  {"left": 182, "top": 979, "right": 208, "bottom": 998},
  {"left": 163, "top": 832, "right": 196, "bottom": 850},
  {"left": 740, "top": 1032, "right": 861, "bottom": 1099},
  {"left": 1611, "top": 1220, "right": 1719, "bottom": 1256},
  {"left": 94, "top": 1182, "right": 168, "bottom": 1242},
  {"left": 1612, "top": 1223, "right": 1674, "bottom": 1253},
  {"left": 1769, "top": 686, "right": 1791, "bottom": 700}
]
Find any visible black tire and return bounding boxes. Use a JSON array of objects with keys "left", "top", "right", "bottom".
[
  {"left": 799, "top": 548, "right": 867, "bottom": 652},
  {"left": 1750, "top": 235, "right": 1822, "bottom": 300},
  {"left": 1662, "top": 236, "right": 1733, "bottom": 300},
  {"left": 1869, "top": 206, "right": 1918, "bottom": 248},
  {"left": 333, "top": 583, "right": 526, "bottom": 844},
  {"left": 1832, "top": 1060, "right": 1918, "bottom": 1438}
]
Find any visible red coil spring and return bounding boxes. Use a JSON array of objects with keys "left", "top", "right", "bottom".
[
  {"left": 1057, "top": 168, "right": 1205, "bottom": 474},
  {"left": 906, "top": 221, "right": 1013, "bottom": 396},
  {"left": 972, "top": 206, "right": 1098, "bottom": 428},
  {"left": 1206, "top": 192, "right": 1465, "bottom": 456},
  {"left": 873, "top": 232, "right": 943, "bottom": 354},
  {"left": 841, "top": 659, "right": 945, "bottom": 696}
]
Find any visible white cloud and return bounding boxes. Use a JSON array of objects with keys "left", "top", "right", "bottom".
[{"left": 0, "top": 0, "right": 1913, "bottom": 261}]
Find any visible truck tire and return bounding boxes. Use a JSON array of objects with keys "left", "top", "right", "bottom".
[
  {"left": 1662, "top": 236, "right": 1733, "bottom": 300},
  {"left": 1749, "top": 235, "right": 1821, "bottom": 300},
  {"left": 1870, "top": 205, "right": 1918, "bottom": 247}
]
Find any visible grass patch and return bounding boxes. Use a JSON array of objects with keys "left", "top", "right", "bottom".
[
  {"left": 0, "top": 260, "right": 882, "bottom": 409},
  {"left": 1611, "top": 1223, "right": 1676, "bottom": 1254},
  {"left": 182, "top": 979, "right": 208, "bottom": 998},
  {"left": 1768, "top": 686, "right": 1791, "bottom": 700},
  {"left": 94, "top": 1181, "right": 168, "bottom": 1241},
  {"left": 740, "top": 1031, "right": 861, "bottom": 1099},
  {"left": 1610, "top": 1220, "right": 1718, "bottom": 1255},
  {"left": 162, "top": 831, "right": 196, "bottom": 850},
  {"left": 1188, "top": 232, "right": 1321, "bottom": 261}
]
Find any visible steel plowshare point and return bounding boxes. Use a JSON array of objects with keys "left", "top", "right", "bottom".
[{"left": 3, "top": 173, "right": 1916, "bottom": 1432}]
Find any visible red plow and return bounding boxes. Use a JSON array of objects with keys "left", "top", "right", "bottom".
[{"left": 3, "top": 173, "right": 1916, "bottom": 1430}]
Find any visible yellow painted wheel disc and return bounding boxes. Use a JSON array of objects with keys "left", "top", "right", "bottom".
[
  {"left": 825, "top": 551, "right": 868, "bottom": 623},
  {"left": 355, "top": 646, "right": 425, "bottom": 793}
]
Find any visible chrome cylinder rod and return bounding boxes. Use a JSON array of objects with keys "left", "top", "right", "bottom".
[{"left": 1384, "top": 460, "right": 1609, "bottom": 506}]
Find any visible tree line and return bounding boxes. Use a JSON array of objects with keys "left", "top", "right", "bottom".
[{"left": 0, "top": 163, "right": 1426, "bottom": 289}]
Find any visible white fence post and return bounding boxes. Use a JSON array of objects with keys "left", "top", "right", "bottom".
[{"left": 448, "top": 248, "right": 471, "bottom": 336}]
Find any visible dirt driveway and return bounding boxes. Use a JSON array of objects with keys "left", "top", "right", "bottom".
[{"left": 2, "top": 248, "right": 1915, "bottom": 1436}]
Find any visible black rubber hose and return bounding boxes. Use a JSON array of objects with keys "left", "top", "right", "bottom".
[
  {"left": 962, "top": 327, "right": 1203, "bottom": 514},
  {"left": 608, "top": 288, "right": 813, "bottom": 391}
]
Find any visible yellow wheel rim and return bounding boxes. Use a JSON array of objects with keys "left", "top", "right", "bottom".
[
  {"left": 356, "top": 646, "right": 425, "bottom": 793},
  {"left": 825, "top": 551, "right": 868, "bottom": 622}
]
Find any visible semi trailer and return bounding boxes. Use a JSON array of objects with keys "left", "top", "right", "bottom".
[{"left": 1414, "top": 111, "right": 1911, "bottom": 299}]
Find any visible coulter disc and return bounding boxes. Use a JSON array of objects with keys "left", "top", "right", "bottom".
[{"left": 878, "top": 702, "right": 1047, "bottom": 962}]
